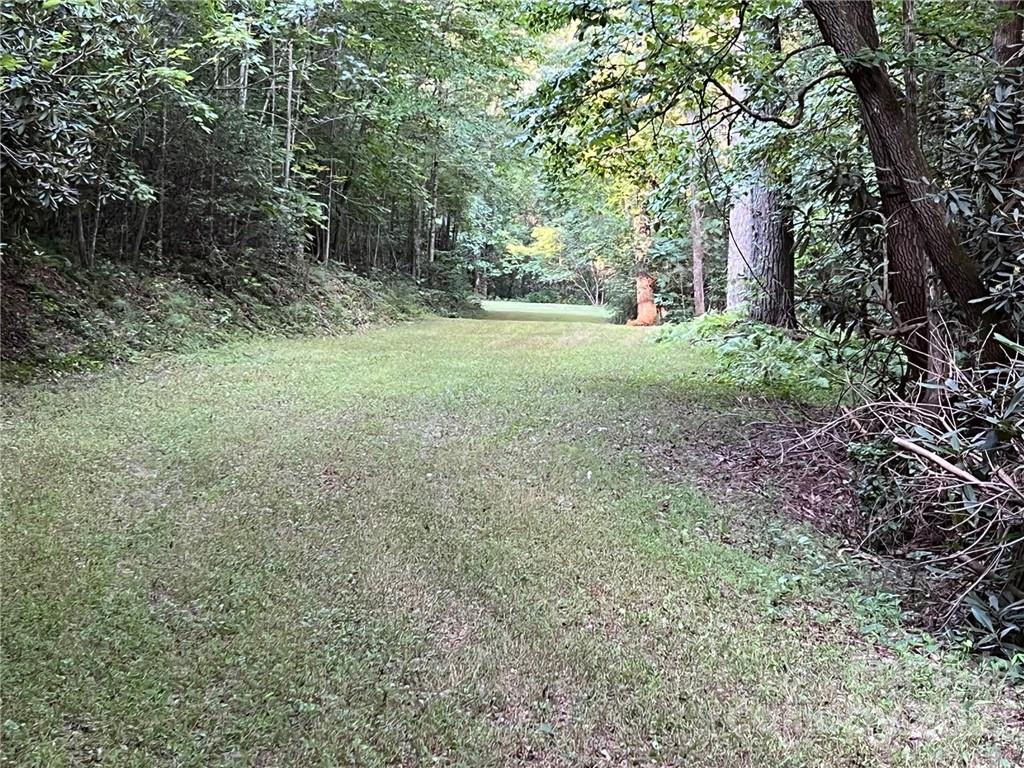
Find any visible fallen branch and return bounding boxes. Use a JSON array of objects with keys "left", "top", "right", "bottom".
[{"left": 891, "top": 436, "right": 982, "bottom": 485}]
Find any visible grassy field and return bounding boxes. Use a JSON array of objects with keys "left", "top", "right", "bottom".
[
  {"left": 2, "top": 316, "right": 1020, "bottom": 766},
  {"left": 478, "top": 299, "right": 612, "bottom": 323}
]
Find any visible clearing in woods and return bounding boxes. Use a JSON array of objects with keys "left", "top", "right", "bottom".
[{"left": 2, "top": 306, "right": 1019, "bottom": 766}]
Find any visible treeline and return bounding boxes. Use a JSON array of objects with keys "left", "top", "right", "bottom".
[
  {"left": 521, "top": 0, "right": 1023, "bottom": 361},
  {"left": 1, "top": 0, "right": 528, "bottom": 297},
  {"left": 517, "top": 0, "right": 1024, "bottom": 657}
]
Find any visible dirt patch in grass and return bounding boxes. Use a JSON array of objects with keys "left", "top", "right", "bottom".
[
  {"left": 601, "top": 387, "right": 858, "bottom": 541},
  {"left": 616, "top": 389, "right": 1024, "bottom": 659}
]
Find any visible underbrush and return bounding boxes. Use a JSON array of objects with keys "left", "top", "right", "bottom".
[
  {"left": 844, "top": 334, "right": 1024, "bottom": 671},
  {"left": 657, "top": 313, "right": 1024, "bottom": 676},
  {"left": 653, "top": 311, "right": 888, "bottom": 400},
  {"left": 1, "top": 250, "right": 465, "bottom": 380}
]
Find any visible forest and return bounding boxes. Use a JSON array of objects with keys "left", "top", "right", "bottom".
[{"left": 2, "top": 0, "right": 1024, "bottom": 765}]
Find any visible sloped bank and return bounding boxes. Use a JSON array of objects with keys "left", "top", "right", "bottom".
[{"left": 1, "top": 254, "right": 465, "bottom": 381}]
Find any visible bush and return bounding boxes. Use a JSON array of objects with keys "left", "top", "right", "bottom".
[
  {"left": 522, "top": 289, "right": 560, "bottom": 303},
  {"left": 656, "top": 314, "right": 838, "bottom": 399},
  {"left": 845, "top": 332, "right": 1024, "bottom": 664}
]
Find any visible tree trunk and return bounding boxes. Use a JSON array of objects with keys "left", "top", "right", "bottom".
[
  {"left": 749, "top": 185, "right": 795, "bottom": 327},
  {"left": 995, "top": 0, "right": 1023, "bottom": 68},
  {"left": 426, "top": 155, "right": 439, "bottom": 265},
  {"left": 283, "top": 41, "right": 294, "bottom": 186},
  {"left": 156, "top": 105, "right": 167, "bottom": 261},
  {"left": 902, "top": 0, "right": 918, "bottom": 138},
  {"left": 689, "top": 184, "right": 706, "bottom": 317},
  {"left": 995, "top": 1, "right": 1024, "bottom": 186},
  {"left": 74, "top": 205, "right": 88, "bottom": 268},
  {"left": 323, "top": 171, "right": 333, "bottom": 266},
  {"left": 806, "top": 0, "right": 1017, "bottom": 359},
  {"left": 240, "top": 55, "right": 249, "bottom": 110},
  {"left": 632, "top": 273, "right": 658, "bottom": 326},
  {"left": 726, "top": 80, "right": 754, "bottom": 311},
  {"left": 747, "top": 17, "right": 797, "bottom": 329},
  {"left": 726, "top": 192, "right": 753, "bottom": 310},
  {"left": 130, "top": 204, "right": 150, "bottom": 263},
  {"left": 890, "top": 0, "right": 933, "bottom": 383},
  {"left": 408, "top": 195, "right": 422, "bottom": 278},
  {"left": 629, "top": 198, "right": 658, "bottom": 326}
]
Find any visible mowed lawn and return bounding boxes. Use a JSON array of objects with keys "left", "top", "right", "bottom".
[
  {"left": 478, "top": 300, "right": 612, "bottom": 323},
  {"left": 2, "top": 313, "right": 1020, "bottom": 766}
]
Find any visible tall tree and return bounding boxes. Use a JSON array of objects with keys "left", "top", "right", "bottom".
[
  {"left": 746, "top": 17, "right": 796, "bottom": 329},
  {"left": 805, "top": 0, "right": 1018, "bottom": 360}
]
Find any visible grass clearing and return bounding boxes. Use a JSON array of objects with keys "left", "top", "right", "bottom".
[
  {"left": 477, "top": 300, "right": 612, "bottom": 323},
  {"left": 2, "top": 318, "right": 1020, "bottom": 766}
]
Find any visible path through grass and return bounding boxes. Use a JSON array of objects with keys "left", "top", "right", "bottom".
[{"left": 2, "top": 317, "right": 1019, "bottom": 766}]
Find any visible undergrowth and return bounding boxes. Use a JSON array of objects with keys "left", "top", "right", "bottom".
[
  {"left": 656, "top": 313, "right": 1024, "bottom": 677},
  {"left": 1, "top": 249, "right": 465, "bottom": 381},
  {"left": 653, "top": 311, "right": 881, "bottom": 400}
]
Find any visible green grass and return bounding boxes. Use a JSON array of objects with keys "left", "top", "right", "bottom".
[
  {"left": 2, "top": 319, "right": 1020, "bottom": 766},
  {"left": 477, "top": 299, "right": 612, "bottom": 323}
]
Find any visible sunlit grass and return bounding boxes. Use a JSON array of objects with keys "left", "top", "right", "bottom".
[
  {"left": 2, "top": 319, "right": 1018, "bottom": 766},
  {"left": 478, "top": 299, "right": 612, "bottom": 323}
]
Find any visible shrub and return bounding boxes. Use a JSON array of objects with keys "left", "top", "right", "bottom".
[
  {"left": 845, "top": 332, "right": 1024, "bottom": 663},
  {"left": 656, "top": 314, "right": 838, "bottom": 399}
]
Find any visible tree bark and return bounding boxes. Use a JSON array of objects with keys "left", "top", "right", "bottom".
[
  {"left": 995, "top": 1, "right": 1024, "bottom": 187},
  {"left": 689, "top": 184, "right": 707, "bottom": 317},
  {"left": 408, "top": 195, "right": 422, "bottom": 278},
  {"left": 726, "top": 191, "right": 753, "bottom": 310},
  {"left": 630, "top": 201, "right": 658, "bottom": 326},
  {"left": 806, "top": 0, "right": 1017, "bottom": 359},
  {"left": 726, "top": 80, "right": 754, "bottom": 311},
  {"left": 283, "top": 40, "right": 294, "bottom": 186},
  {"left": 426, "top": 154, "right": 439, "bottom": 265},
  {"left": 995, "top": 0, "right": 1023, "bottom": 67},
  {"left": 902, "top": 0, "right": 918, "bottom": 138},
  {"left": 746, "top": 17, "right": 797, "bottom": 329},
  {"left": 749, "top": 185, "right": 795, "bottom": 327}
]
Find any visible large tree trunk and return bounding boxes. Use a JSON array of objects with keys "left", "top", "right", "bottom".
[
  {"left": 890, "top": 0, "right": 933, "bottom": 383},
  {"left": 995, "top": 0, "right": 1023, "bottom": 68},
  {"left": 629, "top": 199, "right": 658, "bottom": 326},
  {"left": 686, "top": 119, "right": 707, "bottom": 316},
  {"left": 995, "top": 1, "right": 1024, "bottom": 186},
  {"left": 747, "top": 18, "right": 797, "bottom": 329},
  {"left": 726, "top": 190, "right": 753, "bottom": 310},
  {"left": 632, "top": 273, "right": 658, "bottom": 325},
  {"left": 726, "top": 80, "right": 754, "bottom": 311},
  {"left": 749, "top": 184, "right": 795, "bottom": 328},
  {"left": 806, "top": 0, "right": 1017, "bottom": 360},
  {"left": 726, "top": 35, "right": 797, "bottom": 328}
]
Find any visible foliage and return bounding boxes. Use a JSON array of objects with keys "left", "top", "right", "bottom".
[
  {"left": 3, "top": 0, "right": 1024, "bottom": 675},
  {"left": 845, "top": 333, "right": 1024, "bottom": 659},
  {"left": 1, "top": 0, "right": 537, "bottom": 297},
  {"left": 657, "top": 315, "right": 839, "bottom": 399},
  {"left": 0, "top": 244, "right": 449, "bottom": 378}
]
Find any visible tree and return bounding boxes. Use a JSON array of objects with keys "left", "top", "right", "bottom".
[{"left": 805, "top": 0, "right": 1018, "bottom": 361}]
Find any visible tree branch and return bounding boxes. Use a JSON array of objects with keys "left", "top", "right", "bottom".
[{"left": 708, "top": 68, "right": 846, "bottom": 129}]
